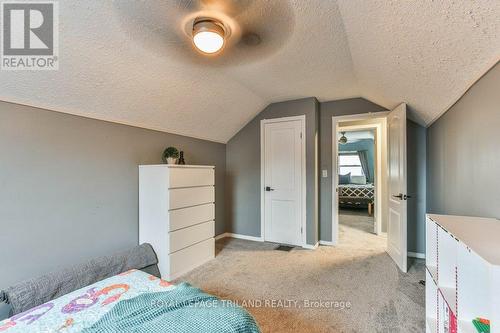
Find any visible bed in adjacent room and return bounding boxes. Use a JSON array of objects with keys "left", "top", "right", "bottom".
[{"left": 338, "top": 181, "right": 375, "bottom": 215}]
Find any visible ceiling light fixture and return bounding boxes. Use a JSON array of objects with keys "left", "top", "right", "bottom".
[
  {"left": 339, "top": 132, "right": 348, "bottom": 144},
  {"left": 192, "top": 18, "right": 225, "bottom": 54}
]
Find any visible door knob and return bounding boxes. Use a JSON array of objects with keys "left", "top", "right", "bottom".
[
  {"left": 265, "top": 186, "right": 274, "bottom": 191},
  {"left": 392, "top": 193, "right": 403, "bottom": 200}
]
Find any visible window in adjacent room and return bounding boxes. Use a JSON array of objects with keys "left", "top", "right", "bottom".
[{"left": 339, "top": 153, "right": 364, "bottom": 176}]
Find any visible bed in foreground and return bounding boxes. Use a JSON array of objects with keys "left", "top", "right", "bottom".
[
  {"left": 0, "top": 269, "right": 259, "bottom": 333},
  {"left": 0, "top": 244, "right": 259, "bottom": 333}
]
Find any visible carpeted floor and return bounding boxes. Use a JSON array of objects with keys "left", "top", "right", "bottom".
[
  {"left": 339, "top": 207, "right": 375, "bottom": 235},
  {"left": 175, "top": 215, "right": 425, "bottom": 333}
]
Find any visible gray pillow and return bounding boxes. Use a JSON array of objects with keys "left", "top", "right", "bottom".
[
  {"left": 339, "top": 173, "right": 351, "bottom": 184},
  {"left": 0, "top": 302, "right": 11, "bottom": 321},
  {"left": 0, "top": 243, "right": 160, "bottom": 316}
]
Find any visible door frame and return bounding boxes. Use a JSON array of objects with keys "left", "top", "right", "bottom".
[
  {"left": 337, "top": 123, "right": 382, "bottom": 236},
  {"left": 331, "top": 112, "right": 388, "bottom": 245},
  {"left": 260, "top": 115, "right": 307, "bottom": 247}
]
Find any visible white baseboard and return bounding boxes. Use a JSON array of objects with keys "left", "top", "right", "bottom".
[
  {"left": 216, "top": 234, "right": 424, "bottom": 259},
  {"left": 302, "top": 242, "right": 319, "bottom": 250},
  {"left": 229, "top": 233, "right": 264, "bottom": 242},
  {"left": 214, "top": 232, "right": 264, "bottom": 242},
  {"left": 214, "top": 233, "right": 230, "bottom": 240},
  {"left": 408, "top": 251, "right": 426, "bottom": 259},
  {"left": 217, "top": 234, "right": 321, "bottom": 250}
]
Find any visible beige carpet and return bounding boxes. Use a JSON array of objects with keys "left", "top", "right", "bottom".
[
  {"left": 339, "top": 208, "right": 376, "bottom": 235},
  {"left": 175, "top": 216, "right": 425, "bottom": 333}
]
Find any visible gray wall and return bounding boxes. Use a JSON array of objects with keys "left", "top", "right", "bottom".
[
  {"left": 407, "top": 120, "right": 427, "bottom": 254},
  {"left": 0, "top": 101, "right": 226, "bottom": 290},
  {"left": 319, "top": 98, "right": 386, "bottom": 241},
  {"left": 427, "top": 62, "right": 500, "bottom": 219},
  {"left": 226, "top": 98, "right": 319, "bottom": 245},
  {"left": 226, "top": 97, "right": 393, "bottom": 245}
]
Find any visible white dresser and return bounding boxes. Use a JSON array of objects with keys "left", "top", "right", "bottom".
[{"left": 139, "top": 165, "right": 215, "bottom": 280}]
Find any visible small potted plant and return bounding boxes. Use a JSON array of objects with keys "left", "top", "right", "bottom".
[{"left": 162, "top": 146, "right": 179, "bottom": 165}]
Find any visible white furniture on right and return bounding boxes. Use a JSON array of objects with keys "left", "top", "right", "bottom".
[
  {"left": 139, "top": 165, "right": 215, "bottom": 281},
  {"left": 426, "top": 214, "right": 500, "bottom": 333}
]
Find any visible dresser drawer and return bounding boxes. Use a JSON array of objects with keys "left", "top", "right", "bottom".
[
  {"left": 169, "top": 203, "right": 214, "bottom": 231},
  {"left": 169, "top": 238, "right": 215, "bottom": 279},
  {"left": 169, "top": 220, "right": 214, "bottom": 253},
  {"left": 169, "top": 186, "right": 214, "bottom": 210},
  {"left": 168, "top": 167, "right": 214, "bottom": 188}
]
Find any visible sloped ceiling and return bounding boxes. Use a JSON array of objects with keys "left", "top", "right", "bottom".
[
  {"left": 337, "top": 0, "right": 500, "bottom": 125},
  {"left": 0, "top": 1, "right": 498, "bottom": 143}
]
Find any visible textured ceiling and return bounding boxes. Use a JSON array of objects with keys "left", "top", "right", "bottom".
[
  {"left": 0, "top": 1, "right": 498, "bottom": 143},
  {"left": 337, "top": 0, "right": 500, "bottom": 125}
]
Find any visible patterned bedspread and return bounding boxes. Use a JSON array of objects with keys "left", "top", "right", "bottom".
[
  {"left": 0, "top": 270, "right": 259, "bottom": 333},
  {"left": 338, "top": 184, "right": 374, "bottom": 203}
]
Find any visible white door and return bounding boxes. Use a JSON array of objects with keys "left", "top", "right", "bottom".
[
  {"left": 386, "top": 103, "right": 408, "bottom": 272},
  {"left": 263, "top": 117, "right": 304, "bottom": 246}
]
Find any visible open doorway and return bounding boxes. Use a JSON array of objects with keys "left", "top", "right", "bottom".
[
  {"left": 331, "top": 114, "right": 388, "bottom": 247},
  {"left": 337, "top": 128, "right": 377, "bottom": 236},
  {"left": 331, "top": 104, "right": 409, "bottom": 272}
]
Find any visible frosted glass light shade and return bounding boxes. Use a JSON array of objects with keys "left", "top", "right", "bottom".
[{"left": 193, "top": 31, "right": 224, "bottom": 54}]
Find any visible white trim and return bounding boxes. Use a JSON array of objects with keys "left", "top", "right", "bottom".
[
  {"left": 214, "top": 233, "right": 230, "bottom": 240},
  {"left": 214, "top": 233, "right": 264, "bottom": 242},
  {"left": 228, "top": 233, "right": 264, "bottom": 242},
  {"left": 260, "top": 115, "right": 307, "bottom": 124},
  {"left": 333, "top": 111, "right": 390, "bottom": 121},
  {"left": 139, "top": 165, "right": 214, "bottom": 169},
  {"left": 260, "top": 115, "right": 307, "bottom": 247},
  {"left": 408, "top": 251, "right": 426, "bottom": 259},
  {"left": 301, "top": 118, "right": 307, "bottom": 248},
  {"left": 319, "top": 240, "right": 335, "bottom": 246},
  {"left": 302, "top": 242, "right": 319, "bottom": 250},
  {"left": 260, "top": 120, "right": 265, "bottom": 245},
  {"left": 331, "top": 112, "right": 388, "bottom": 246}
]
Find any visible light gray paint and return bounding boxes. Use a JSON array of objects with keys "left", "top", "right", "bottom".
[
  {"left": 226, "top": 96, "right": 426, "bottom": 247},
  {"left": 319, "top": 98, "right": 386, "bottom": 241},
  {"left": 226, "top": 98, "right": 319, "bottom": 245},
  {"left": 407, "top": 120, "right": 427, "bottom": 254},
  {"left": 0, "top": 101, "right": 226, "bottom": 290},
  {"left": 427, "top": 62, "right": 500, "bottom": 219}
]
